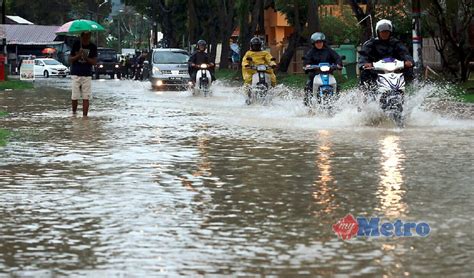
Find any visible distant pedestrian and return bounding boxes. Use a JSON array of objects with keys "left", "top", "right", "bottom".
[{"left": 69, "top": 32, "right": 98, "bottom": 117}]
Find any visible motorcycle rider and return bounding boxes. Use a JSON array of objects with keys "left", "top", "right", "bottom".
[
  {"left": 303, "top": 32, "right": 343, "bottom": 106},
  {"left": 359, "top": 19, "right": 414, "bottom": 89},
  {"left": 241, "top": 37, "right": 277, "bottom": 88},
  {"left": 188, "top": 40, "right": 215, "bottom": 86},
  {"left": 134, "top": 51, "right": 148, "bottom": 80}
]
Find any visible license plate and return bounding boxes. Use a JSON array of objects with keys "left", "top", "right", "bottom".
[{"left": 169, "top": 77, "right": 181, "bottom": 80}]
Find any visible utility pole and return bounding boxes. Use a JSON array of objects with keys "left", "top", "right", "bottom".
[
  {"left": 1, "top": 0, "right": 7, "bottom": 56},
  {"left": 1, "top": 0, "right": 5, "bottom": 24},
  {"left": 151, "top": 0, "right": 158, "bottom": 48},
  {"left": 412, "top": 0, "right": 423, "bottom": 77},
  {"left": 96, "top": 0, "right": 108, "bottom": 46}
]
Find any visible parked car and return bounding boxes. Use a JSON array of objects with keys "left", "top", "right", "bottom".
[
  {"left": 150, "top": 48, "right": 190, "bottom": 90},
  {"left": 34, "top": 58, "right": 69, "bottom": 78},
  {"left": 94, "top": 48, "right": 121, "bottom": 79}
]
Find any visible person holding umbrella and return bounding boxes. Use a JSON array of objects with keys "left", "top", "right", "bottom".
[
  {"left": 69, "top": 32, "right": 97, "bottom": 117},
  {"left": 57, "top": 19, "right": 104, "bottom": 117}
]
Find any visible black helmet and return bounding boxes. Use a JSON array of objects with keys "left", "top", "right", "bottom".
[
  {"left": 197, "top": 40, "right": 207, "bottom": 48},
  {"left": 250, "top": 37, "right": 262, "bottom": 51}
]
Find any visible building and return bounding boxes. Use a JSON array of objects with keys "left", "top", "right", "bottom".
[
  {"left": 0, "top": 24, "right": 65, "bottom": 74},
  {"left": 5, "top": 15, "right": 34, "bottom": 25}
]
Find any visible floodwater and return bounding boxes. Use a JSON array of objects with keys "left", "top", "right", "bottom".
[{"left": 0, "top": 78, "right": 473, "bottom": 276}]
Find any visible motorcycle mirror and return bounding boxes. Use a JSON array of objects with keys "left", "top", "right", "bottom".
[
  {"left": 270, "top": 58, "right": 276, "bottom": 61},
  {"left": 246, "top": 57, "right": 253, "bottom": 61}
]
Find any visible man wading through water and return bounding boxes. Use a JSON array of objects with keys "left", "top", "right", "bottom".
[{"left": 69, "top": 32, "right": 98, "bottom": 117}]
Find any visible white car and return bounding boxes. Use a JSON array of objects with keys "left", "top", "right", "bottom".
[{"left": 34, "top": 58, "right": 69, "bottom": 78}]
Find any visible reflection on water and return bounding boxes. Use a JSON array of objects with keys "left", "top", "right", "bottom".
[
  {"left": 377, "top": 136, "right": 407, "bottom": 217},
  {"left": 1, "top": 80, "right": 473, "bottom": 276},
  {"left": 312, "top": 130, "right": 336, "bottom": 214}
]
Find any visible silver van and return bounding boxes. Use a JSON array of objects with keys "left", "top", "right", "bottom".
[{"left": 150, "top": 48, "right": 190, "bottom": 90}]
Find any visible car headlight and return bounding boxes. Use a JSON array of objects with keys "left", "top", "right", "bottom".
[
  {"left": 153, "top": 66, "right": 161, "bottom": 75},
  {"left": 115, "top": 64, "right": 120, "bottom": 68},
  {"left": 99, "top": 64, "right": 104, "bottom": 68}
]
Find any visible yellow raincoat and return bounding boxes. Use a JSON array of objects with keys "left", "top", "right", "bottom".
[{"left": 241, "top": 50, "right": 277, "bottom": 86}]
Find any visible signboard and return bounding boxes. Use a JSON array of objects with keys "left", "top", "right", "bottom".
[{"left": 20, "top": 60, "right": 35, "bottom": 81}]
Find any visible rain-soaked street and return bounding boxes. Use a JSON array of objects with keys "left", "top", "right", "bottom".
[{"left": 1, "top": 78, "right": 473, "bottom": 276}]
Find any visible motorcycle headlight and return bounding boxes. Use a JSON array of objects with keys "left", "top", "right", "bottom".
[
  {"left": 256, "top": 65, "right": 267, "bottom": 71},
  {"left": 99, "top": 64, "right": 104, "bottom": 68},
  {"left": 115, "top": 64, "right": 119, "bottom": 68},
  {"left": 153, "top": 66, "right": 161, "bottom": 75},
  {"left": 200, "top": 64, "right": 208, "bottom": 69},
  {"left": 320, "top": 65, "right": 330, "bottom": 72}
]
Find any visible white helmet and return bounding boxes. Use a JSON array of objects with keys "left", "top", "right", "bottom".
[{"left": 376, "top": 19, "right": 393, "bottom": 33}]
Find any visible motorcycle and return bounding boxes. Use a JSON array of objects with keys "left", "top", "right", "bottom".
[
  {"left": 192, "top": 63, "right": 213, "bottom": 97},
  {"left": 134, "top": 63, "right": 144, "bottom": 80},
  {"left": 367, "top": 57, "right": 406, "bottom": 127},
  {"left": 304, "top": 63, "right": 339, "bottom": 111},
  {"left": 244, "top": 57, "right": 275, "bottom": 105}
]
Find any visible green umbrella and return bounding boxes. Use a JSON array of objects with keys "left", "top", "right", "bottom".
[{"left": 55, "top": 19, "right": 105, "bottom": 35}]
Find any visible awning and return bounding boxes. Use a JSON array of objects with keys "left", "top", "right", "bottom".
[{"left": 0, "top": 24, "right": 63, "bottom": 46}]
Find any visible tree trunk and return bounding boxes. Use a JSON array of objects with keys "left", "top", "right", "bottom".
[
  {"left": 219, "top": 0, "right": 236, "bottom": 69},
  {"left": 278, "top": 32, "right": 300, "bottom": 73},
  {"left": 157, "top": 0, "right": 178, "bottom": 48},
  {"left": 188, "top": 0, "right": 198, "bottom": 44},
  {"left": 239, "top": 0, "right": 263, "bottom": 57},
  {"left": 307, "top": 0, "right": 320, "bottom": 34},
  {"left": 278, "top": 0, "right": 302, "bottom": 73}
]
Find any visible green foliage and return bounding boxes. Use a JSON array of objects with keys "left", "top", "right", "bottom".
[
  {"left": 6, "top": 0, "right": 111, "bottom": 25},
  {"left": 320, "top": 11, "right": 361, "bottom": 45},
  {"left": 277, "top": 73, "right": 307, "bottom": 88},
  {"left": 375, "top": 1, "right": 411, "bottom": 39},
  {"left": 274, "top": 0, "right": 308, "bottom": 28},
  {"left": 105, "top": 7, "right": 152, "bottom": 50},
  {"left": 0, "top": 111, "right": 9, "bottom": 146},
  {"left": 339, "top": 77, "right": 358, "bottom": 91},
  {"left": 215, "top": 69, "right": 241, "bottom": 81},
  {"left": 0, "top": 129, "right": 9, "bottom": 146},
  {"left": 0, "top": 80, "right": 34, "bottom": 90}
]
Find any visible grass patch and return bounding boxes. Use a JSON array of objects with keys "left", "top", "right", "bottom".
[
  {"left": 215, "top": 68, "right": 240, "bottom": 80},
  {"left": 277, "top": 73, "right": 306, "bottom": 88},
  {"left": 0, "top": 129, "right": 9, "bottom": 146},
  {"left": 0, "top": 111, "right": 9, "bottom": 146},
  {"left": 0, "top": 80, "right": 34, "bottom": 90},
  {"left": 459, "top": 94, "right": 474, "bottom": 103},
  {"left": 339, "top": 77, "right": 358, "bottom": 91}
]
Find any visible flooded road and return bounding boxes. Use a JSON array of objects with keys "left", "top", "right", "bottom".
[{"left": 1, "top": 79, "right": 473, "bottom": 276}]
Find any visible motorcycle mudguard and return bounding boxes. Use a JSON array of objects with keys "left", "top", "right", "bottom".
[
  {"left": 252, "top": 72, "right": 271, "bottom": 87},
  {"left": 196, "top": 69, "right": 212, "bottom": 89},
  {"left": 312, "top": 73, "right": 337, "bottom": 96}
]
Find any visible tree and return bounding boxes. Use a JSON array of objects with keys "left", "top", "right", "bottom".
[
  {"left": 346, "top": 0, "right": 377, "bottom": 42},
  {"left": 306, "top": 0, "right": 320, "bottom": 34},
  {"left": 217, "top": 0, "right": 237, "bottom": 69},
  {"left": 423, "top": 0, "right": 473, "bottom": 82},
  {"left": 320, "top": 10, "right": 361, "bottom": 45},
  {"left": 236, "top": 0, "right": 266, "bottom": 59},
  {"left": 274, "top": 0, "right": 308, "bottom": 72},
  {"left": 7, "top": 0, "right": 74, "bottom": 25}
]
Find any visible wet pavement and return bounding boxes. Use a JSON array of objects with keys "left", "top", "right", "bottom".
[{"left": 1, "top": 78, "right": 473, "bottom": 276}]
